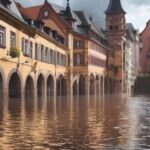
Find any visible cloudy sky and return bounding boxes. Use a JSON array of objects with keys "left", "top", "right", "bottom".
[{"left": 16, "top": 0, "right": 150, "bottom": 32}]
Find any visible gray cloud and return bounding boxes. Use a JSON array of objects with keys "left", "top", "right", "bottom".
[{"left": 16, "top": 0, "right": 150, "bottom": 31}]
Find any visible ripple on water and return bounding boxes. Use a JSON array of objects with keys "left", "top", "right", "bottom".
[{"left": 0, "top": 95, "right": 150, "bottom": 149}]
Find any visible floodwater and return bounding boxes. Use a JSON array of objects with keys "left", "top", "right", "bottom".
[{"left": 0, "top": 94, "right": 150, "bottom": 150}]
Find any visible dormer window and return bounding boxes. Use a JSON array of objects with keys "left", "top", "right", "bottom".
[{"left": 44, "top": 10, "right": 49, "bottom": 18}]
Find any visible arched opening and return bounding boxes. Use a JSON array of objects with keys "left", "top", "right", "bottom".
[
  {"left": 134, "top": 76, "right": 150, "bottom": 94},
  {"left": 25, "top": 76, "right": 34, "bottom": 98},
  {"left": 96, "top": 75, "right": 99, "bottom": 95},
  {"left": 79, "top": 75, "right": 85, "bottom": 95},
  {"left": 73, "top": 80, "right": 78, "bottom": 96},
  {"left": 90, "top": 74, "right": 95, "bottom": 95},
  {"left": 37, "top": 74, "right": 45, "bottom": 97},
  {"left": 57, "top": 75, "right": 67, "bottom": 96},
  {"left": 9, "top": 72, "right": 21, "bottom": 98},
  {"left": 47, "top": 75, "right": 54, "bottom": 96},
  {"left": 0, "top": 73, "right": 3, "bottom": 98}
]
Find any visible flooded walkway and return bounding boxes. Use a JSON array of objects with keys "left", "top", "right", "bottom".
[{"left": 0, "top": 94, "right": 150, "bottom": 149}]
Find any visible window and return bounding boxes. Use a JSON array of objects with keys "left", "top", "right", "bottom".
[
  {"left": 74, "top": 54, "right": 83, "bottom": 66},
  {"left": 35, "top": 43, "right": 41, "bottom": 60},
  {"left": 57, "top": 52, "right": 60, "bottom": 65},
  {"left": 61, "top": 54, "right": 63, "bottom": 66},
  {"left": 44, "top": 10, "right": 49, "bottom": 18},
  {"left": 0, "top": 26, "right": 6, "bottom": 48},
  {"left": 76, "top": 54, "right": 81, "bottom": 65},
  {"left": 30, "top": 41, "right": 33, "bottom": 58},
  {"left": 64, "top": 55, "right": 66, "bottom": 66},
  {"left": 35, "top": 43, "right": 38, "bottom": 60},
  {"left": 24, "top": 39, "right": 29, "bottom": 56},
  {"left": 50, "top": 49, "right": 53, "bottom": 64},
  {"left": 74, "top": 40, "right": 83, "bottom": 49},
  {"left": 10, "top": 31, "right": 16, "bottom": 48},
  {"left": 22, "top": 38, "right": 30, "bottom": 56},
  {"left": 62, "top": 54, "right": 66, "bottom": 66},
  {"left": 41, "top": 45, "right": 44, "bottom": 61},
  {"left": 45, "top": 47, "right": 49, "bottom": 63}
]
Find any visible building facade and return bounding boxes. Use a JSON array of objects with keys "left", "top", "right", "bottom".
[
  {"left": 125, "top": 23, "right": 140, "bottom": 93},
  {"left": 105, "top": 0, "right": 140, "bottom": 93},
  {"left": 0, "top": 0, "right": 140, "bottom": 98},
  {"left": 0, "top": 0, "right": 110, "bottom": 98},
  {"left": 140, "top": 20, "right": 150, "bottom": 74}
]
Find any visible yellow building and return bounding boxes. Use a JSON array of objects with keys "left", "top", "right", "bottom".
[{"left": 0, "top": 0, "right": 110, "bottom": 98}]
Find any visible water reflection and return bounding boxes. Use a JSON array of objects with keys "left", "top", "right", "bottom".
[{"left": 0, "top": 95, "right": 150, "bottom": 149}]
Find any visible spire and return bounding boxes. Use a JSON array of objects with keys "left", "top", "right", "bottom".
[
  {"left": 66, "top": 0, "right": 71, "bottom": 18},
  {"left": 65, "top": 0, "right": 76, "bottom": 22},
  {"left": 67, "top": 0, "right": 69, "bottom": 7},
  {"left": 105, "top": 0, "right": 126, "bottom": 14}
]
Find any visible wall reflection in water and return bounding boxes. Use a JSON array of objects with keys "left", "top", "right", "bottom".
[{"left": 0, "top": 94, "right": 150, "bottom": 149}]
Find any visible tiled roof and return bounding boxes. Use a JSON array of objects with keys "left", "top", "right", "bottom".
[
  {"left": 16, "top": 3, "right": 42, "bottom": 20},
  {"left": 1, "top": 1, "right": 107, "bottom": 45}
]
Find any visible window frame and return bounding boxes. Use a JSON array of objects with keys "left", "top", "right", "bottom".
[
  {"left": 10, "top": 31, "right": 16, "bottom": 48},
  {"left": 0, "top": 25, "right": 6, "bottom": 48}
]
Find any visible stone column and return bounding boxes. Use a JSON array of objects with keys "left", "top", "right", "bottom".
[
  {"left": 67, "top": 80, "right": 70, "bottom": 97},
  {"left": 53, "top": 78, "right": 56, "bottom": 97},
  {"left": 99, "top": 75, "right": 101, "bottom": 96},
  {"left": 21, "top": 88, "right": 25, "bottom": 100},
  {"left": 3, "top": 87, "right": 9, "bottom": 100},
  {"left": 44, "top": 79, "right": 47, "bottom": 98},
  {"left": 94, "top": 79, "right": 97, "bottom": 96},
  {"left": 102, "top": 77, "right": 105, "bottom": 96},
  {"left": 77, "top": 81, "right": 79, "bottom": 96},
  {"left": 85, "top": 75, "right": 89, "bottom": 96}
]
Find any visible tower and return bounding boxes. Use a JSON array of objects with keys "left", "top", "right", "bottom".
[
  {"left": 65, "top": 0, "right": 76, "bottom": 27},
  {"left": 105, "top": 0, "right": 126, "bottom": 92}
]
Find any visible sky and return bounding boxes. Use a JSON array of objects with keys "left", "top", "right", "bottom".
[{"left": 16, "top": 0, "right": 150, "bottom": 32}]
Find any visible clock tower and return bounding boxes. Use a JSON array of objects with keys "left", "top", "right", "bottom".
[{"left": 105, "top": 0, "right": 126, "bottom": 92}]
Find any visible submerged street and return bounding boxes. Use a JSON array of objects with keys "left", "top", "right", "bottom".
[{"left": 0, "top": 95, "right": 150, "bottom": 150}]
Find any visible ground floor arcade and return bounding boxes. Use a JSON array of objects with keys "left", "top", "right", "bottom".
[{"left": 0, "top": 68, "right": 116, "bottom": 99}]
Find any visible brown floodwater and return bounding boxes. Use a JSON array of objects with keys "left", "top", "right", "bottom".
[{"left": 0, "top": 94, "right": 150, "bottom": 150}]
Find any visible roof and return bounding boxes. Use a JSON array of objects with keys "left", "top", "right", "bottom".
[
  {"left": 0, "top": 0, "right": 23, "bottom": 20},
  {"left": 1, "top": 0, "right": 108, "bottom": 46},
  {"left": 51, "top": 3, "right": 65, "bottom": 13},
  {"left": 126, "top": 23, "right": 135, "bottom": 31},
  {"left": 126, "top": 23, "right": 138, "bottom": 41},
  {"left": 105, "top": 0, "right": 126, "bottom": 14},
  {"left": 16, "top": 3, "right": 42, "bottom": 20},
  {"left": 74, "top": 11, "right": 105, "bottom": 39}
]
